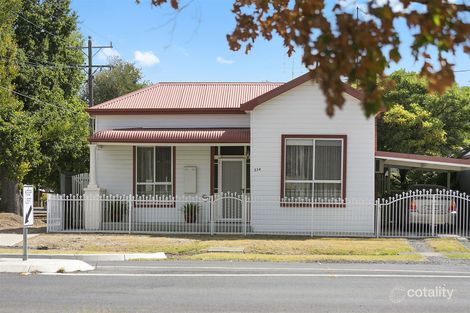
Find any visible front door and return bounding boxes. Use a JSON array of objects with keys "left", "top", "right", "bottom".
[{"left": 219, "top": 159, "right": 244, "bottom": 220}]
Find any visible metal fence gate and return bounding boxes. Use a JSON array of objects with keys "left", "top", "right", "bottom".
[
  {"left": 71, "top": 173, "right": 89, "bottom": 195},
  {"left": 377, "top": 189, "right": 470, "bottom": 238}
]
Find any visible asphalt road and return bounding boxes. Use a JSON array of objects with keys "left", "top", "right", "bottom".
[{"left": 2, "top": 261, "right": 470, "bottom": 313}]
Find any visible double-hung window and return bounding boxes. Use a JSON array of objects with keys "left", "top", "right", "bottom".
[
  {"left": 136, "top": 146, "right": 173, "bottom": 198},
  {"left": 283, "top": 137, "right": 345, "bottom": 202}
]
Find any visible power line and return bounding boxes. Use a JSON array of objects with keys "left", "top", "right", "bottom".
[
  {"left": 0, "top": 85, "right": 77, "bottom": 114},
  {"left": 6, "top": 7, "right": 60, "bottom": 38},
  {"left": 72, "top": 36, "right": 113, "bottom": 107},
  {"left": 0, "top": 54, "right": 112, "bottom": 71}
]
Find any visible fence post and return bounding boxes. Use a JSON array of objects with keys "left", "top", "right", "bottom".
[
  {"left": 311, "top": 198, "right": 314, "bottom": 237},
  {"left": 431, "top": 193, "right": 436, "bottom": 237},
  {"left": 243, "top": 194, "right": 247, "bottom": 236},
  {"left": 46, "top": 194, "right": 51, "bottom": 233},
  {"left": 375, "top": 199, "right": 381, "bottom": 238},
  {"left": 128, "top": 195, "right": 132, "bottom": 234},
  {"left": 210, "top": 195, "right": 214, "bottom": 236}
]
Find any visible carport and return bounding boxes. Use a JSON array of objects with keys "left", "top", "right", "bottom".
[{"left": 374, "top": 151, "right": 470, "bottom": 197}]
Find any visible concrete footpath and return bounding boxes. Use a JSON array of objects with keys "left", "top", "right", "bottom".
[
  {"left": 0, "top": 234, "right": 38, "bottom": 247},
  {"left": 0, "top": 252, "right": 166, "bottom": 273},
  {"left": 0, "top": 258, "right": 94, "bottom": 273},
  {"left": 0, "top": 252, "right": 167, "bottom": 262}
]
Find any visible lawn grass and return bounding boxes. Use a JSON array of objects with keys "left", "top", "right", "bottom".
[
  {"left": 0, "top": 233, "right": 419, "bottom": 263},
  {"left": 204, "top": 237, "right": 413, "bottom": 256},
  {"left": 425, "top": 238, "right": 470, "bottom": 253},
  {"left": 445, "top": 253, "right": 470, "bottom": 260},
  {"left": 180, "top": 252, "right": 424, "bottom": 263}
]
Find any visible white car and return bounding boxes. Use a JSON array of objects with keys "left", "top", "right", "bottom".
[{"left": 408, "top": 185, "right": 457, "bottom": 226}]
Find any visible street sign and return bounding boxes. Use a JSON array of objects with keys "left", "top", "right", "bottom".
[{"left": 23, "top": 185, "right": 34, "bottom": 227}]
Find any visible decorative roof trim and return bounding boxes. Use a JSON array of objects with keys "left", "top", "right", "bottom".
[{"left": 240, "top": 72, "right": 364, "bottom": 111}]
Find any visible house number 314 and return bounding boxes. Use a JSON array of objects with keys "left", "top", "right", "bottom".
[{"left": 254, "top": 167, "right": 261, "bottom": 172}]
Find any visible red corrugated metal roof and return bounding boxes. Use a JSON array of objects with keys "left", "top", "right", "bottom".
[
  {"left": 87, "top": 82, "right": 283, "bottom": 115},
  {"left": 89, "top": 128, "right": 250, "bottom": 143}
]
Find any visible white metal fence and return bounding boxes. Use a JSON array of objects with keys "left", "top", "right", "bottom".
[
  {"left": 47, "top": 190, "right": 470, "bottom": 238},
  {"left": 71, "top": 173, "right": 89, "bottom": 195}
]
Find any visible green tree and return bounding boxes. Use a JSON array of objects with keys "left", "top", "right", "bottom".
[
  {"left": 378, "top": 70, "right": 470, "bottom": 190},
  {"left": 142, "top": 0, "right": 469, "bottom": 117},
  {"left": 92, "top": 57, "right": 149, "bottom": 104},
  {"left": 0, "top": 0, "right": 40, "bottom": 213},
  {"left": 13, "top": 0, "right": 89, "bottom": 191},
  {"left": 378, "top": 104, "right": 447, "bottom": 156},
  {"left": 380, "top": 70, "right": 470, "bottom": 156},
  {"left": 0, "top": 0, "right": 89, "bottom": 213}
]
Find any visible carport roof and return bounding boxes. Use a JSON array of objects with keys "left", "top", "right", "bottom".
[{"left": 375, "top": 151, "right": 470, "bottom": 172}]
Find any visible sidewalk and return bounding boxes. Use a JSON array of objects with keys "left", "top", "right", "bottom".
[
  {"left": 0, "top": 252, "right": 166, "bottom": 274},
  {"left": 0, "top": 252, "right": 167, "bottom": 262},
  {"left": 0, "top": 258, "right": 94, "bottom": 273},
  {"left": 0, "top": 234, "right": 38, "bottom": 247}
]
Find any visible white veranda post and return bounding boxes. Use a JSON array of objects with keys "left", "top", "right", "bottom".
[{"left": 83, "top": 144, "right": 101, "bottom": 230}]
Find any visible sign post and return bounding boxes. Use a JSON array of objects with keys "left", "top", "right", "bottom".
[{"left": 23, "top": 185, "right": 34, "bottom": 261}]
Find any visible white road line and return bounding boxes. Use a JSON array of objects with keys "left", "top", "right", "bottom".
[
  {"left": 40, "top": 273, "right": 470, "bottom": 278},
  {"left": 97, "top": 265, "right": 470, "bottom": 275}
]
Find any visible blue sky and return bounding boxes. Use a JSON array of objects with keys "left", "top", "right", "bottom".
[{"left": 70, "top": 0, "right": 470, "bottom": 85}]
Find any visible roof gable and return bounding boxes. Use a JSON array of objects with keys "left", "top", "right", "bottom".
[{"left": 240, "top": 72, "right": 363, "bottom": 111}]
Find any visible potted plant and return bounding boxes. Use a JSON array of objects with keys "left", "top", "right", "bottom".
[{"left": 182, "top": 202, "right": 200, "bottom": 223}]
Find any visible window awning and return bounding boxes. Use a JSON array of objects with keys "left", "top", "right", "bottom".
[
  {"left": 375, "top": 151, "right": 470, "bottom": 172},
  {"left": 89, "top": 128, "right": 250, "bottom": 144}
]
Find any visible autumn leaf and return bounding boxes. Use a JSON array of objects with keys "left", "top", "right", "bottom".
[{"left": 145, "top": 0, "right": 470, "bottom": 117}]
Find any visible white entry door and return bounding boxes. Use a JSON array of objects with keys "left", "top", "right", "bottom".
[{"left": 219, "top": 159, "right": 244, "bottom": 220}]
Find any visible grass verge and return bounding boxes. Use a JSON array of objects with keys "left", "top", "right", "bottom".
[
  {"left": 425, "top": 238, "right": 470, "bottom": 253},
  {"left": 445, "top": 253, "right": 470, "bottom": 260},
  {"left": 180, "top": 252, "right": 424, "bottom": 263},
  {"left": 0, "top": 234, "right": 421, "bottom": 263}
]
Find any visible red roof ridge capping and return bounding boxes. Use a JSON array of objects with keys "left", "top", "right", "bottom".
[
  {"left": 157, "top": 81, "right": 285, "bottom": 85},
  {"left": 375, "top": 150, "right": 470, "bottom": 166},
  {"left": 109, "top": 127, "right": 250, "bottom": 130},
  {"left": 89, "top": 127, "right": 251, "bottom": 144},
  {"left": 240, "top": 72, "right": 364, "bottom": 111}
]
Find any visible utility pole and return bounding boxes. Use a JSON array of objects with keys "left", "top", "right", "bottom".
[
  {"left": 73, "top": 36, "right": 113, "bottom": 107},
  {"left": 88, "top": 36, "right": 94, "bottom": 108}
]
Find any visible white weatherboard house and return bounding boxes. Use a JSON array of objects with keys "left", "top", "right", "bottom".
[{"left": 82, "top": 73, "right": 470, "bottom": 235}]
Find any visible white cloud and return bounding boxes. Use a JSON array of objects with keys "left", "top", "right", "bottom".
[
  {"left": 216, "top": 56, "right": 234, "bottom": 65},
  {"left": 133, "top": 50, "right": 160, "bottom": 66},
  {"left": 97, "top": 48, "right": 120, "bottom": 62}
]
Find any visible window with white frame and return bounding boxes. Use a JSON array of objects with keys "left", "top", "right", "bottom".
[
  {"left": 284, "top": 138, "right": 344, "bottom": 201},
  {"left": 136, "top": 146, "right": 173, "bottom": 197}
]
